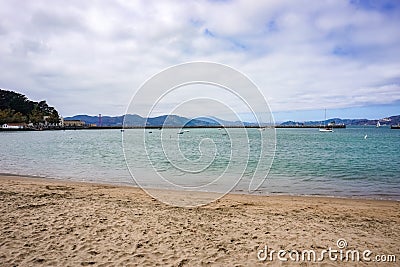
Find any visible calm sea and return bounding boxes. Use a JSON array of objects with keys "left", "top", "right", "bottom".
[{"left": 1, "top": 127, "right": 399, "bottom": 200}]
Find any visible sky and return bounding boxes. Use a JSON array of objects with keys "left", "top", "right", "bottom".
[{"left": 0, "top": 0, "right": 399, "bottom": 121}]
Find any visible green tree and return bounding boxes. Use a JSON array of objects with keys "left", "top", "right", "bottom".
[
  {"left": 0, "top": 90, "right": 33, "bottom": 115},
  {"left": 0, "top": 89, "right": 61, "bottom": 126},
  {"left": 29, "top": 106, "right": 44, "bottom": 124},
  {"left": 47, "top": 109, "right": 60, "bottom": 124},
  {"left": 0, "top": 108, "right": 14, "bottom": 124},
  {"left": 11, "top": 112, "right": 26, "bottom": 123}
]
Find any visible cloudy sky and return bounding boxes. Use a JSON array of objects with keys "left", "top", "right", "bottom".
[{"left": 0, "top": 0, "right": 399, "bottom": 121}]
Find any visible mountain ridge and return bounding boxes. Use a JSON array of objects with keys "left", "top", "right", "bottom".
[
  {"left": 65, "top": 114, "right": 222, "bottom": 127},
  {"left": 280, "top": 115, "right": 400, "bottom": 126},
  {"left": 64, "top": 114, "right": 400, "bottom": 127}
]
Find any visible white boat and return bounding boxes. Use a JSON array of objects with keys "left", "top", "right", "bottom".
[
  {"left": 376, "top": 121, "right": 381, "bottom": 128},
  {"left": 319, "top": 128, "right": 333, "bottom": 132},
  {"left": 319, "top": 109, "right": 333, "bottom": 132},
  {"left": 178, "top": 129, "right": 189, "bottom": 134}
]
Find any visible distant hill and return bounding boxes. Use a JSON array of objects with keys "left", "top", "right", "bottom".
[
  {"left": 280, "top": 115, "right": 400, "bottom": 126},
  {"left": 64, "top": 114, "right": 125, "bottom": 126},
  {"left": 64, "top": 114, "right": 400, "bottom": 127},
  {"left": 64, "top": 114, "right": 222, "bottom": 127},
  {"left": 146, "top": 115, "right": 219, "bottom": 127},
  {"left": 196, "top": 116, "right": 258, "bottom": 126}
]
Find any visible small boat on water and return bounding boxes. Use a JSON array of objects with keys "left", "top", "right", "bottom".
[
  {"left": 391, "top": 125, "right": 400, "bottom": 129},
  {"left": 178, "top": 130, "right": 189, "bottom": 134},
  {"left": 376, "top": 121, "right": 381, "bottom": 128},
  {"left": 319, "top": 109, "right": 333, "bottom": 132}
]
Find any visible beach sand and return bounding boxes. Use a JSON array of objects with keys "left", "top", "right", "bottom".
[{"left": 0, "top": 175, "right": 399, "bottom": 266}]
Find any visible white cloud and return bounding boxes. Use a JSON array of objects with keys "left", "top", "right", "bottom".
[{"left": 0, "top": 0, "right": 399, "bottom": 118}]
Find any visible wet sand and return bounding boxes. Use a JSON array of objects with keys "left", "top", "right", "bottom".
[{"left": 0, "top": 175, "right": 399, "bottom": 266}]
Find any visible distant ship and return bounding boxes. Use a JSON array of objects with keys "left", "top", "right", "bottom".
[{"left": 376, "top": 121, "right": 381, "bottom": 128}]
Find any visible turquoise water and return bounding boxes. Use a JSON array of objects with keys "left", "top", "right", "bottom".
[
  {"left": 0, "top": 127, "right": 399, "bottom": 200},
  {"left": 268, "top": 127, "right": 400, "bottom": 199}
]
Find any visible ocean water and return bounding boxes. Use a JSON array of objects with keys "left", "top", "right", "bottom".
[{"left": 0, "top": 126, "right": 399, "bottom": 200}]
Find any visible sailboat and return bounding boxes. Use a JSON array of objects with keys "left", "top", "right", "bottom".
[
  {"left": 319, "top": 109, "right": 333, "bottom": 132},
  {"left": 376, "top": 121, "right": 381, "bottom": 128}
]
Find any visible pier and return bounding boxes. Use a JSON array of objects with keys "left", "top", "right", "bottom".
[{"left": 0, "top": 124, "right": 347, "bottom": 131}]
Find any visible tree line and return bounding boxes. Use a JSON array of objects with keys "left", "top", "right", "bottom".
[{"left": 0, "top": 89, "right": 60, "bottom": 125}]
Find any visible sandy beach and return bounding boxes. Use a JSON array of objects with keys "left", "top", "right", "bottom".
[{"left": 0, "top": 175, "right": 399, "bottom": 266}]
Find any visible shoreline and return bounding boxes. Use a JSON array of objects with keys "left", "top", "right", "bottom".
[
  {"left": 1, "top": 174, "right": 399, "bottom": 266},
  {"left": 1, "top": 172, "right": 398, "bottom": 202},
  {"left": 1, "top": 173, "right": 398, "bottom": 205},
  {"left": 0, "top": 124, "right": 347, "bottom": 131}
]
